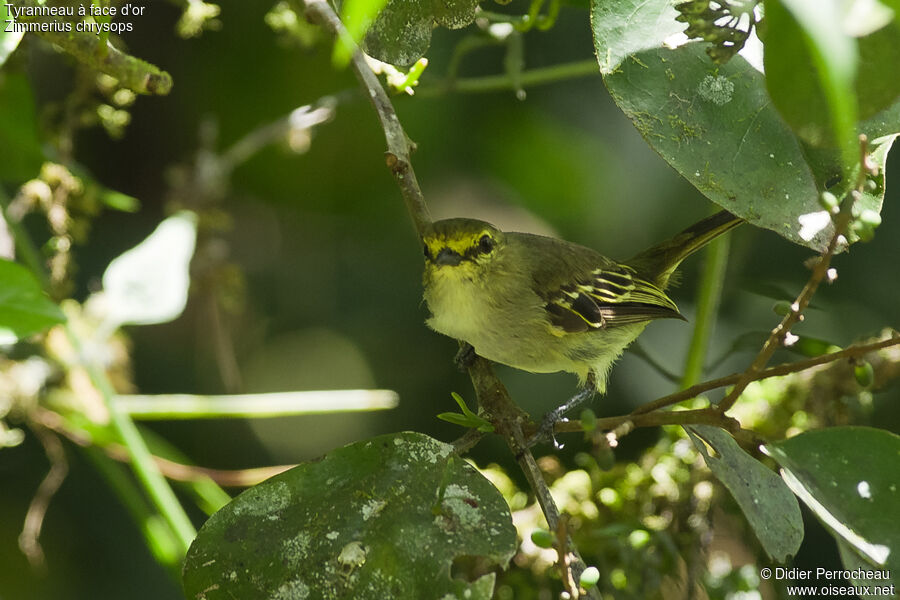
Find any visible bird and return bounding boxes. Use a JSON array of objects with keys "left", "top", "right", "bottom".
[{"left": 421, "top": 209, "right": 743, "bottom": 441}]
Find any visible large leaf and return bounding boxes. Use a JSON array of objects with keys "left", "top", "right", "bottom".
[
  {"left": 591, "top": 0, "right": 900, "bottom": 251},
  {"left": 837, "top": 539, "right": 896, "bottom": 599},
  {"left": 0, "top": 258, "right": 65, "bottom": 342},
  {"left": 687, "top": 425, "right": 804, "bottom": 562},
  {"left": 362, "top": 0, "right": 480, "bottom": 67},
  {"left": 762, "top": 427, "right": 900, "bottom": 573},
  {"left": 183, "top": 432, "right": 517, "bottom": 600}
]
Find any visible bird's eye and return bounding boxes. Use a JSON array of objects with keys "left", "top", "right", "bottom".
[{"left": 477, "top": 234, "right": 495, "bottom": 254}]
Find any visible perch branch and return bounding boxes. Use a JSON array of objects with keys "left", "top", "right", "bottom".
[{"left": 550, "top": 332, "right": 899, "bottom": 435}]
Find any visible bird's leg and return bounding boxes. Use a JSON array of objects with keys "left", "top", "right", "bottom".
[
  {"left": 454, "top": 342, "right": 477, "bottom": 371},
  {"left": 529, "top": 373, "right": 598, "bottom": 448}
]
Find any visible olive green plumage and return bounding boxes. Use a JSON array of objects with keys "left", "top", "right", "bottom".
[{"left": 422, "top": 210, "right": 742, "bottom": 392}]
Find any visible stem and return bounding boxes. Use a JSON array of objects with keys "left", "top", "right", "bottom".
[
  {"left": 681, "top": 229, "right": 731, "bottom": 388},
  {"left": 81, "top": 447, "right": 181, "bottom": 574},
  {"left": 10, "top": 0, "right": 172, "bottom": 95},
  {"left": 65, "top": 326, "right": 197, "bottom": 553},
  {"left": 551, "top": 334, "right": 900, "bottom": 435},
  {"left": 419, "top": 59, "right": 599, "bottom": 97}
]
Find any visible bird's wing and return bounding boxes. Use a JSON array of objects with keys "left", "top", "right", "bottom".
[{"left": 543, "top": 266, "right": 683, "bottom": 333}]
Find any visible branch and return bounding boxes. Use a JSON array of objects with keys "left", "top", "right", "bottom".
[
  {"left": 418, "top": 59, "right": 600, "bottom": 97},
  {"left": 468, "top": 356, "right": 599, "bottom": 598},
  {"left": 10, "top": 0, "right": 172, "bottom": 95},
  {"left": 19, "top": 424, "right": 68, "bottom": 571},
  {"left": 716, "top": 137, "right": 870, "bottom": 414},
  {"left": 550, "top": 334, "right": 899, "bottom": 435},
  {"left": 33, "top": 407, "right": 293, "bottom": 487},
  {"left": 297, "top": 0, "right": 431, "bottom": 240},
  {"left": 295, "top": 2, "right": 595, "bottom": 594}
]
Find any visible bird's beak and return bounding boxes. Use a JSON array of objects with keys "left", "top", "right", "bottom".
[{"left": 434, "top": 247, "right": 463, "bottom": 266}]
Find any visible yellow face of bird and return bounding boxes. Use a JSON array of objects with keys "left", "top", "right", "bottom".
[{"left": 422, "top": 218, "right": 503, "bottom": 278}]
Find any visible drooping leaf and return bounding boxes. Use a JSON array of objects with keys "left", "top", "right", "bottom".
[
  {"left": 101, "top": 211, "right": 197, "bottom": 327},
  {"left": 183, "top": 432, "right": 517, "bottom": 600},
  {"left": 362, "top": 0, "right": 480, "bottom": 67},
  {"left": 762, "top": 427, "right": 900, "bottom": 573},
  {"left": 0, "top": 258, "right": 65, "bottom": 342},
  {"left": 687, "top": 425, "right": 804, "bottom": 562}
]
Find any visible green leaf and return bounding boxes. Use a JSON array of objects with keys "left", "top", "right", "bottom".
[
  {"left": 363, "top": 0, "right": 480, "bottom": 67},
  {"left": 0, "top": 258, "right": 65, "bottom": 342},
  {"left": 334, "top": 0, "right": 389, "bottom": 67},
  {"left": 0, "top": 72, "right": 45, "bottom": 182},
  {"left": 837, "top": 539, "right": 896, "bottom": 598},
  {"left": 856, "top": 20, "right": 900, "bottom": 120},
  {"left": 602, "top": 43, "right": 830, "bottom": 250},
  {"left": 762, "top": 427, "right": 900, "bottom": 573},
  {"left": 591, "top": 0, "right": 900, "bottom": 251},
  {"left": 687, "top": 425, "right": 804, "bottom": 562},
  {"left": 763, "top": 0, "right": 858, "bottom": 170},
  {"left": 183, "top": 432, "right": 517, "bottom": 600}
]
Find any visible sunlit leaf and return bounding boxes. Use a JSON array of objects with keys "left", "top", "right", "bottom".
[
  {"left": 591, "top": 0, "right": 900, "bottom": 251},
  {"left": 762, "top": 427, "right": 900, "bottom": 572},
  {"left": 0, "top": 258, "right": 65, "bottom": 342},
  {"left": 101, "top": 211, "right": 197, "bottom": 327}
]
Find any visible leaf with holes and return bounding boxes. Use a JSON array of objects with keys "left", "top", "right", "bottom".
[{"left": 183, "top": 431, "right": 517, "bottom": 600}]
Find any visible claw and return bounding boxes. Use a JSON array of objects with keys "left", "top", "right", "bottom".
[{"left": 528, "top": 383, "right": 597, "bottom": 448}]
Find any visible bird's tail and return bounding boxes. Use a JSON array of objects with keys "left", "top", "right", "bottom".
[{"left": 628, "top": 210, "right": 743, "bottom": 289}]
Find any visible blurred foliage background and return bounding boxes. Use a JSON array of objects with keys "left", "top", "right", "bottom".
[{"left": 0, "top": 1, "right": 898, "bottom": 598}]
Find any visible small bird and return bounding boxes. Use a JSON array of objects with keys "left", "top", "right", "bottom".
[{"left": 421, "top": 210, "right": 743, "bottom": 437}]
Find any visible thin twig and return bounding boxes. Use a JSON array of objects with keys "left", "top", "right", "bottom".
[
  {"left": 551, "top": 334, "right": 899, "bottom": 435},
  {"left": 717, "top": 137, "right": 870, "bottom": 414},
  {"left": 32, "top": 407, "right": 293, "bottom": 487},
  {"left": 19, "top": 424, "right": 69, "bottom": 571},
  {"left": 297, "top": 0, "right": 432, "bottom": 240},
  {"left": 418, "top": 59, "right": 600, "bottom": 97},
  {"left": 468, "top": 357, "right": 600, "bottom": 599}
]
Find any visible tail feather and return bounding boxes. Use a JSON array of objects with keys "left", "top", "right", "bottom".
[{"left": 628, "top": 210, "right": 743, "bottom": 289}]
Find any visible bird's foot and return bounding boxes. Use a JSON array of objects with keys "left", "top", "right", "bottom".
[
  {"left": 527, "top": 386, "right": 596, "bottom": 449},
  {"left": 454, "top": 343, "right": 477, "bottom": 371}
]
